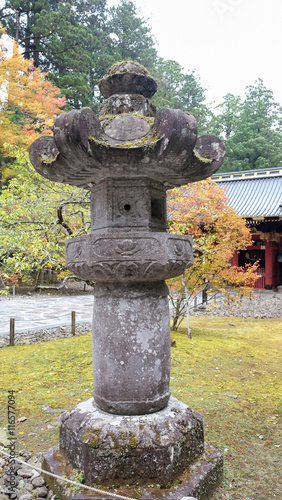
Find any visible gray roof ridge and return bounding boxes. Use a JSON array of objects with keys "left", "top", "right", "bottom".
[{"left": 212, "top": 167, "right": 282, "bottom": 181}]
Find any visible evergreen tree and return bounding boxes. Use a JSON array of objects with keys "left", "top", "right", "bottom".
[
  {"left": 0, "top": 0, "right": 159, "bottom": 109},
  {"left": 0, "top": 1, "right": 112, "bottom": 108},
  {"left": 151, "top": 59, "right": 183, "bottom": 110},
  {"left": 107, "top": 0, "right": 157, "bottom": 72},
  {"left": 151, "top": 58, "right": 211, "bottom": 132},
  {"left": 212, "top": 80, "right": 282, "bottom": 172}
]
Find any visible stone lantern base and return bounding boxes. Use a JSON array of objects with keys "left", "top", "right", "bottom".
[{"left": 42, "top": 397, "right": 223, "bottom": 500}]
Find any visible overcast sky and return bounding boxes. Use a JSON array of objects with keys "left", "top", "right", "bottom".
[{"left": 108, "top": 0, "right": 282, "bottom": 108}]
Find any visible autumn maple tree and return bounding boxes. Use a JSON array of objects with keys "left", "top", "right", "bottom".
[
  {"left": 0, "top": 26, "right": 66, "bottom": 181},
  {"left": 167, "top": 179, "right": 259, "bottom": 333}
]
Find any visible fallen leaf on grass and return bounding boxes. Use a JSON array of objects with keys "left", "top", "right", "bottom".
[{"left": 17, "top": 416, "right": 27, "bottom": 423}]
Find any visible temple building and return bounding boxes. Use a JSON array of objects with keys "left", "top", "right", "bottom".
[{"left": 212, "top": 167, "right": 282, "bottom": 290}]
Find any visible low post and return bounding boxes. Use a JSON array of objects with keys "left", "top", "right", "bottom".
[
  {"left": 71, "top": 311, "right": 75, "bottom": 336},
  {"left": 10, "top": 318, "right": 15, "bottom": 346},
  {"left": 12, "top": 285, "right": 16, "bottom": 296}
]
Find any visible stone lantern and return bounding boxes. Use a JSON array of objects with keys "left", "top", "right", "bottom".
[{"left": 29, "top": 61, "right": 225, "bottom": 499}]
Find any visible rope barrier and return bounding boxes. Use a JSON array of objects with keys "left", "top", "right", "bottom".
[{"left": 0, "top": 449, "right": 137, "bottom": 500}]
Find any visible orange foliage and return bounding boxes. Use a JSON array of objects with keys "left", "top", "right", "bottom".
[
  {"left": 167, "top": 179, "right": 259, "bottom": 327},
  {"left": 168, "top": 178, "right": 253, "bottom": 252},
  {"left": 0, "top": 27, "right": 66, "bottom": 151}
]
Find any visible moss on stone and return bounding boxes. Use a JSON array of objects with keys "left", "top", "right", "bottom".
[
  {"left": 90, "top": 112, "right": 161, "bottom": 150},
  {"left": 99, "top": 112, "right": 154, "bottom": 129},
  {"left": 104, "top": 60, "right": 150, "bottom": 78},
  {"left": 106, "top": 431, "right": 120, "bottom": 449},
  {"left": 116, "top": 432, "right": 139, "bottom": 449},
  {"left": 155, "top": 431, "right": 162, "bottom": 444},
  {"left": 39, "top": 154, "right": 58, "bottom": 165},
  {"left": 128, "top": 436, "right": 139, "bottom": 448},
  {"left": 113, "top": 136, "right": 151, "bottom": 149},
  {"left": 193, "top": 149, "right": 214, "bottom": 164},
  {"left": 82, "top": 428, "right": 102, "bottom": 448},
  {"left": 88, "top": 136, "right": 110, "bottom": 148}
]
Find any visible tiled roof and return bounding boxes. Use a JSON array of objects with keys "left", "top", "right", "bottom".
[{"left": 212, "top": 168, "right": 282, "bottom": 218}]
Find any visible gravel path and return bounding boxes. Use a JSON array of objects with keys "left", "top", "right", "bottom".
[
  {"left": 190, "top": 290, "right": 282, "bottom": 319},
  {"left": 0, "top": 290, "right": 281, "bottom": 349}
]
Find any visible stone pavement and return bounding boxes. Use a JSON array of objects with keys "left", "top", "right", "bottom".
[
  {"left": 0, "top": 289, "right": 281, "bottom": 340},
  {"left": 0, "top": 294, "right": 93, "bottom": 338}
]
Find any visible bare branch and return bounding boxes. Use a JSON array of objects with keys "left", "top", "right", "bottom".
[
  {"left": 57, "top": 205, "right": 73, "bottom": 236},
  {"left": 35, "top": 275, "right": 95, "bottom": 291},
  {"left": 0, "top": 220, "right": 50, "bottom": 227}
]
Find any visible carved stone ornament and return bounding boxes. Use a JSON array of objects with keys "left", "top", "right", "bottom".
[
  {"left": 65, "top": 232, "right": 193, "bottom": 282},
  {"left": 29, "top": 61, "right": 225, "bottom": 190},
  {"left": 29, "top": 60, "right": 225, "bottom": 498}
]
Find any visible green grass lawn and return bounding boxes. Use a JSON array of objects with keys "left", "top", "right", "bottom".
[{"left": 0, "top": 317, "right": 281, "bottom": 499}]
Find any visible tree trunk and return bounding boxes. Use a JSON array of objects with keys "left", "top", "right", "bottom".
[
  {"left": 15, "top": 10, "right": 20, "bottom": 42},
  {"left": 170, "top": 295, "right": 184, "bottom": 331},
  {"left": 182, "top": 275, "right": 192, "bottom": 338}
]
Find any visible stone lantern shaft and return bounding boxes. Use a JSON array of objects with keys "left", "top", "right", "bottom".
[{"left": 90, "top": 174, "right": 171, "bottom": 415}]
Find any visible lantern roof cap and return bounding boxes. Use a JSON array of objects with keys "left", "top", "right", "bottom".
[{"left": 99, "top": 60, "right": 157, "bottom": 99}]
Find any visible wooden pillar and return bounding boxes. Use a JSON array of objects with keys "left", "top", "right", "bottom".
[
  {"left": 231, "top": 251, "right": 239, "bottom": 267},
  {"left": 265, "top": 241, "right": 274, "bottom": 289}
]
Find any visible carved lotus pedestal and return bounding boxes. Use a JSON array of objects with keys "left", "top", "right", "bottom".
[
  {"left": 65, "top": 232, "right": 193, "bottom": 414},
  {"left": 29, "top": 61, "right": 225, "bottom": 499}
]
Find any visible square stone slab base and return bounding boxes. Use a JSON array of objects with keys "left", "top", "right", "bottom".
[
  {"left": 58, "top": 397, "right": 208, "bottom": 486},
  {"left": 42, "top": 443, "right": 223, "bottom": 500},
  {"left": 42, "top": 397, "right": 223, "bottom": 499}
]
